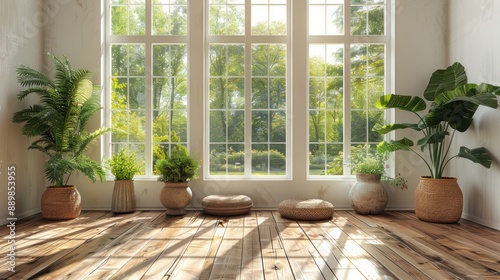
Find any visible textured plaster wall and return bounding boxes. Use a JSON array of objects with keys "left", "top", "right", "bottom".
[
  {"left": 448, "top": 0, "right": 500, "bottom": 230},
  {"left": 0, "top": 0, "right": 46, "bottom": 224}
]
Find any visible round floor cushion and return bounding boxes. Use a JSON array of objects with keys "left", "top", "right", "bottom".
[
  {"left": 202, "top": 195, "right": 253, "bottom": 216},
  {"left": 278, "top": 199, "right": 334, "bottom": 221}
]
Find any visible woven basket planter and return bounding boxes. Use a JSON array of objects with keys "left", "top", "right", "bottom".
[
  {"left": 415, "top": 176, "right": 463, "bottom": 223},
  {"left": 41, "top": 186, "right": 81, "bottom": 220},
  {"left": 112, "top": 180, "right": 136, "bottom": 213}
]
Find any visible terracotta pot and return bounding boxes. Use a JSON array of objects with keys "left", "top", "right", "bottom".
[
  {"left": 349, "top": 173, "right": 388, "bottom": 215},
  {"left": 160, "top": 182, "right": 192, "bottom": 216},
  {"left": 415, "top": 176, "right": 463, "bottom": 223},
  {"left": 112, "top": 180, "right": 136, "bottom": 213},
  {"left": 41, "top": 186, "right": 81, "bottom": 220}
]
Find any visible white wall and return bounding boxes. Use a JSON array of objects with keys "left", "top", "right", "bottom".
[
  {"left": 40, "top": 0, "right": 448, "bottom": 212},
  {"left": 449, "top": 0, "right": 500, "bottom": 230},
  {"left": 0, "top": 0, "right": 46, "bottom": 224}
]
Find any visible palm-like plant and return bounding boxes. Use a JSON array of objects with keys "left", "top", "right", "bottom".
[
  {"left": 374, "top": 62, "right": 500, "bottom": 178},
  {"left": 12, "top": 53, "right": 109, "bottom": 187}
]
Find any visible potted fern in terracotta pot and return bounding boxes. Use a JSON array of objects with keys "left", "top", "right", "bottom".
[
  {"left": 105, "top": 148, "right": 141, "bottom": 213},
  {"left": 12, "top": 54, "right": 109, "bottom": 220},
  {"left": 155, "top": 144, "right": 199, "bottom": 216},
  {"left": 374, "top": 62, "right": 500, "bottom": 223}
]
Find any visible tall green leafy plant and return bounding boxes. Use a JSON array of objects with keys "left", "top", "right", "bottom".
[
  {"left": 12, "top": 53, "right": 109, "bottom": 187},
  {"left": 375, "top": 62, "right": 500, "bottom": 178}
]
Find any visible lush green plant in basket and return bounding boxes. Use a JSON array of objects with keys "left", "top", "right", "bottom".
[
  {"left": 106, "top": 149, "right": 142, "bottom": 180},
  {"left": 374, "top": 62, "right": 500, "bottom": 178}
]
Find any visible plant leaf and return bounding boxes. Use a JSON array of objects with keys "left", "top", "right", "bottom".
[
  {"left": 376, "top": 94, "right": 426, "bottom": 112},
  {"left": 458, "top": 147, "right": 492, "bottom": 168},
  {"left": 373, "top": 123, "right": 422, "bottom": 135},
  {"left": 424, "top": 62, "right": 467, "bottom": 101},
  {"left": 377, "top": 138, "right": 414, "bottom": 153}
]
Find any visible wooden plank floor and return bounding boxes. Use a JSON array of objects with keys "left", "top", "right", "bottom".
[{"left": 1, "top": 210, "right": 499, "bottom": 279}]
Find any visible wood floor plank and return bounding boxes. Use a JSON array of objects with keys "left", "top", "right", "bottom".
[{"left": 2, "top": 210, "right": 499, "bottom": 280}]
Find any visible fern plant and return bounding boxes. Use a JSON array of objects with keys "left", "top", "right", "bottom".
[
  {"left": 106, "top": 149, "right": 142, "bottom": 180},
  {"left": 12, "top": 53, "right": 110, "bottom": 187}
]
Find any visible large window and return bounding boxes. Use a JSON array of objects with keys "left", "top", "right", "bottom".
[
  {"left": 207, "top": 0, "right": 289, "bottom": 178},
  {"left": 308, "top": 0, "right": 390, "bottom": 177},
  {"left": 104, "top": 0, "right": 391, "bottom": 180}
]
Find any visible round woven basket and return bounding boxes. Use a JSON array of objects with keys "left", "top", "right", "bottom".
[
  {"left": 41, "top": 186, "right": 81, "bottom": 220},
  {"left": 414, "top": 176, "right": 463, "bottom": 223}
]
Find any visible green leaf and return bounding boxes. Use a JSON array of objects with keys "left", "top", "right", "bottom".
[
  {"left": 377, "top": 138, "right": 414, "bottom": 153},
  {"left": 416, "top": 130, "right": 449, "bottom": 147},
  {"left": 424, "top": 62, "right": 467, "bottom": 101},
  {"left": 376, "top": 94, "right": 426, "bottom": 112},
  {"left": 458, "top": 147, "right": 492, "bottom": 168},
  {"left": 373, "top": 123, "right": 422, "bottom": 135}
]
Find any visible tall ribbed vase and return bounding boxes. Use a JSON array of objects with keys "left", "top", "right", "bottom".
[
  {"left": 349, "top": 173, "right": 388, "bottom": 215},
  {"left": 111, "top": 180, "right": 136, "bottom": 213},
  {"left": 415, "top": 176, "right": 462, "bottom": 223}
]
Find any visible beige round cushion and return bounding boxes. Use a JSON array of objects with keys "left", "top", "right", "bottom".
[
  {"left": 278, "top": 199, "right": 334, "bottom": 221},
  {"left": 202, "top": 195, "right": 253, "bottom": 216}
]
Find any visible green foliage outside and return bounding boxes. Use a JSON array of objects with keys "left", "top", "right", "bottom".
[{"left": 12, "top": 54, "right": 109, "bottom": 187}]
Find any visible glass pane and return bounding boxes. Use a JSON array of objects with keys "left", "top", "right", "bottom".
[
  {"left": 351, "top": 110, "right": 367, "bottom": 142},
  {"left": 252, "top": 144, "right": 269, "bottom": 175},
  {"left": 129, "top": 110, "right": 146, "bottom": 142},
  {"left": 326, "top": 110, "right": 343, "bottom": 142},
  {"left": 228, "top": 110, "right": 244, "bottom": 142},
  {"left": 111, "top": 78, "right": 128, "bottom": 109},
  {"left": 309, "top": 143, "right": 325, "bottom": 175},
  {"left": 209, "top": 144, "right": 227, "bottom": 175},
  {"left": 111, "top": 111, "right": 128, "bottom": 142},
  {"left": 269, "top": 78, "right": 286, "bottom": 109},
  {"left": 210, "top": 111, "right": 227, "bottom": 142},
  {"left": 351, "top": 2, "right": 385, "bottom": 35},
  {"left": 129, "top": 78, "right": 145, "bottom": 109},
  {"left": 326, "top": 144, "right": 343, "bottom": 175},
  {"left": 209, "top": 78, "right": 227, "bottom": 109},
  {"left": 228, "top": 78, "right": 244, "bottom": 109},
  {"left": 368, "top": 110, "right": 384, "bottom": 142},
  {"left": 209, "top": 3, "right": 245, "bottom": 35},
  {"left": 111, "top": 45, "right": 128, "bottom": 75},
  {"left": 309, "top": 110, "right": 325, "bottom": 142},
  {"left": 129, "top": 45, "right": 145, "bottom": 76},
  {"left": 252, "top": 111, "right": 269, "bottom": 142},
  {"left": 152, "top": 4, "right": 187, "bottom": 35},
  {"left": 252, "top": 78, "right": 268, "bottom": 109},
  {"left": 270, "top": 110, "right": 286, "bottom": 142},
  {"left": 251, "top": 1, "right": 286, "bottom": 35},
  {"left": 270, "top": 144, "right": 286, "bottom": 175},
  {"left": 309, "top": 4, "right": 343, "bottom": 35},
  {"left": 351, "top": 77, "right": 367, "bottom": 110}
]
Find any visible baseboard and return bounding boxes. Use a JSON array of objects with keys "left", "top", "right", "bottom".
[
  {"left": 461, "top": 213, "right": 500, "bottom": 230},
  {"left": 0, "top": 208, "right": 41, "bottom": 226}
]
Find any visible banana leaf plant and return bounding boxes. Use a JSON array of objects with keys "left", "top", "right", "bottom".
[
  {"left": 374, "top": 62, "right": 500, "bottom": 178},
  {"left": 12, "top": 53, "right": 110, "bottom": 187}
]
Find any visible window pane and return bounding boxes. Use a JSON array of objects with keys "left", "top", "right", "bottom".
[
  {"left": 351, "top": 0, "right": 385, "bottom": 35},
  {"left": 152, "top": 2, "right": 187, "bottom": 35},
  {"left": 152, "top": 44, "right": 188, "bottom": 169},
  {"left": 308, "top": 44, "right": 344, "bottom": 176},
  {"left": 309, "top": 2, "right": 343, "bottom": 35},
  {"left": 111, "top": 2, "right": 145, "bottom": 35},
  {"left": 350, "top": 43, "right": 384, "bottom": 146},
  {"left": 251, "top": 0, "right": 287, "bottom": 35},
  {"left": 209, "top": 2, "right": 245, "bottom": 35}
]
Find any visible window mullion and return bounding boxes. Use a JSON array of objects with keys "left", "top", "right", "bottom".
[{"left": 244, "top": 0, "right": 252, "bottom": 177}]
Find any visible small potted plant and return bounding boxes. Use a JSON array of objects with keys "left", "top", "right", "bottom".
[
  {"left": 345, "top": 145, "right": 407, "bottom": 215},
  {"left": 105, "top": 148, "right": 142, "bottom": 213},
  {"left": 155, "top": 144, "right": 199, "bottom": 215}
]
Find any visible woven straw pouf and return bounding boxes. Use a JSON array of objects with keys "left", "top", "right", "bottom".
[
  {"left": 202, "top": 195, "right": 253, "bottom": 216},
  {"left": 278, "top": 199, "right": 334, "bottom": 221}
]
